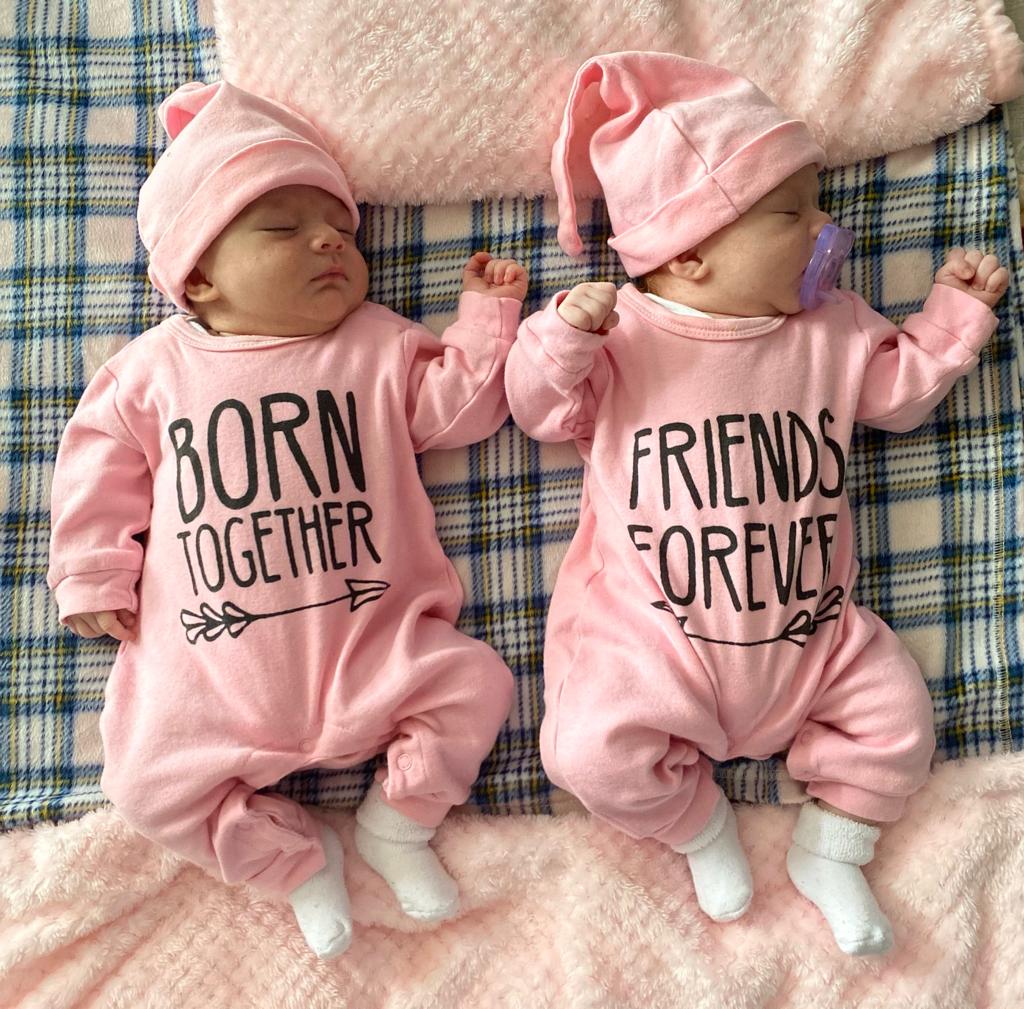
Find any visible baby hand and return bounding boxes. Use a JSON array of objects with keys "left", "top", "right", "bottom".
[
  {"left": 462, "top": 251, "right": 528, "bottom": 301},
  {"left": 556, "top": 282, "right": 619, "bottom": 333},
  {"left": 65, "top": 608, "right": 137, "bottom": 641},
  {"left": 935, "top": 248, "right": 1009, "bottom": 309}
]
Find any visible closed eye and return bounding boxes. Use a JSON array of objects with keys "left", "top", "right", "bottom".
[{"left": 262, "top": 226, "right": 297, "bottom": 232}]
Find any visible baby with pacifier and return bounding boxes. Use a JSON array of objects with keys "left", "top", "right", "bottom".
[{"left": 505, "top": 51, "right": 1007, "bottom": 956}]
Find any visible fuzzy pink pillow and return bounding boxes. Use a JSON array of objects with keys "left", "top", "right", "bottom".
[{"left": 214, "top": 0, "right": 1024, "bottom": 204}]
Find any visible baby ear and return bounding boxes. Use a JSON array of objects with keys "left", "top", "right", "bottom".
[
  {"left": 183, "top": 265, "right": 216, "bottom": 304},
  {"left": 665, "top": 249, "right": 709, "bottom": 281}
]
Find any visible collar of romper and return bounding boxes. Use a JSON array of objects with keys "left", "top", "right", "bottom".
[
  {"left": 619, "top": 283, "right": 788, "bottom": 342},
  {"left": 169, "top": 313, "right": 330, "bottom": 351}
]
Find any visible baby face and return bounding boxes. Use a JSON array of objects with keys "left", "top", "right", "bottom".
[
  {"left": 185, "top": 185, "right": 369, "bottom": 337},
  {"left": 650, "top": 164, "right": 833, "bottom": 317}
]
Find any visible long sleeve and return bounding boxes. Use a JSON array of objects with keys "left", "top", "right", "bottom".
[
  {"left": 47, "top": 364, "right": 153, "bottom": 625},
  {"left": 504, "top": 292, "right": 611, "bottom": 445},
  {"left": 851, "top": 284, "right": 998, "bottom": 432},
  {"left": 403, "top": 290, "right": 521, "bottom": 452}
]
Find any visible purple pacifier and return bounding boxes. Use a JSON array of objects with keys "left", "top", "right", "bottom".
[{"left": 799, "top": 223, "right": 854, "bottom": 311}]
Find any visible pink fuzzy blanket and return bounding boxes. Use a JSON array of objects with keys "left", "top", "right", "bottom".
[
  {"left": 3, "top": 753, "right": 1022, "bottom": 1008},
  {"left": 213, "top": 0, "right": 1024, "bottom": 204}
]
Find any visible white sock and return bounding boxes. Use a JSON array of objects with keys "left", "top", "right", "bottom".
[
  {"left": 786, "top": 802, "right": 894, "bottom": 956},
  {"left": 673, "top": 793, "right": 753, "bottom": 922},
  {"left": 354, "top": 782, "right": 460, "bottom": 922},
  {"left": 287, "top": 823, "right": 353, "bottom": 959}
]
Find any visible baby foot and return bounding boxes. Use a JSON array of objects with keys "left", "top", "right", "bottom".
[
  {"left": 786, "top": 844, "right": 893, "bottom": 955},
  {"left": 355, "top": 783, "right": 459, "bottom": 922},
  {"left": 287, "top": 823, "right": 353, "bottom": 958},
  {"left": 674, "top": 797, "right": 754, "bottom": 922},
  {"left": 354, "top": 827, "right": 460, "bottom": 921}
]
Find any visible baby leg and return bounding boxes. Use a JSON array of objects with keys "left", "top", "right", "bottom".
[
  {"left": 785, "top": 604, "right": 936, "bottom": 955},
  {"left": 543, "top": 648, "right": 751, "bottom": 921},
  {"left": 353, "top": 614, "right": 515, "bottom": 920},
  {"left": 101, "top": 752, "right": 350, "bottom": 957}
]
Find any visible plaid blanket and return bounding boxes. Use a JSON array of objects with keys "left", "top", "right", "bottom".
[{"left": 1, "top": 0, "right": 1021, "bottom": 829}]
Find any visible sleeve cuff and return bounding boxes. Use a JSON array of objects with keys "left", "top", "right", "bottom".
[
  {"left": 455, "top": 290, "right": 523, "bottom": 341},
  {"left": 52, "top": 569, "right": 139, "bottom": 625},
  {"left": 919, "top": 283, "right": 999, "bottom": 355}
]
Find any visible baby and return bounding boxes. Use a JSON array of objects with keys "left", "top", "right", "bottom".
[
  {"left": 46, "top": 81, "right": 528, "bottom": 959},
  {"left": 505, "top": 52, "right": 1008, "bottom": 956}
]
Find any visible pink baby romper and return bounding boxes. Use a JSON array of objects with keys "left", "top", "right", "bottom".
[
  {"left": 47, "top": 292, "right": 520, "bottom": 897},
  {"left": 505, "top": 281, "right": 997, "bottom": 846}
]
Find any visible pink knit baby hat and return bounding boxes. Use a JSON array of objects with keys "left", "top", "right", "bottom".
[
  {"left": 552, "top": 52, "right": 826, "bottom": 277},
  {"left": 137, "top": 80, "right": 360, "bottom": 309}
]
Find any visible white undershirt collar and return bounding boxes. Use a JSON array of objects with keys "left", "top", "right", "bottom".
[{"left": 642, "top": 291, "right": 715, "bottom": 318}]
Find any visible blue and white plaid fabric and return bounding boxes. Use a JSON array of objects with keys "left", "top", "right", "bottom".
[{"left": 1, "top": 0, "right": 1021, "bottom": 828}]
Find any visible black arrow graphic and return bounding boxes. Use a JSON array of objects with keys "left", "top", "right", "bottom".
[
  {"left": 652, "top": 584, "right": 844, "bottom": 648},
  {"left": 180, "top": 578, "right": 390, "bottom": 644}
]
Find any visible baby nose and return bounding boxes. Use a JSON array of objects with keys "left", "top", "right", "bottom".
[
  {"left": 811, "top": 211, "right": 833, "bottom": 239},
  {"left": 315, "top": 228, "right": 346, "bottom": 250}
]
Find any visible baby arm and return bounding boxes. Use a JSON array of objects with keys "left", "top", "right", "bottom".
[
  {"left": 403, "top": 252, "right": 526, "bottom": 452},
  {"left": 47, "top": 365, "right": 152, "bottom": 639},
  {"left": 504, "top": 281, "right": 618, "bottom": 444},
  {"left": 853, "top": 249, "right": 1005, "bottom": 432}
]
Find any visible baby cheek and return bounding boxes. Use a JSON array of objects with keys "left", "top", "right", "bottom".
[
  {"left": 234, "top": 253, "right": 299, "bottom": 304},
  {"left": 785, "top": 234, "right": 812, "bottom": 271},
  {"left": 265, "top": 246, "right": 311, "bottom": 283},
  {"left": 346, "top": 252, "right": 371, "bottom": 293}
]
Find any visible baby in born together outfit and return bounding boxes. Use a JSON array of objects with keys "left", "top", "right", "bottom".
[{"left": 47, "top": 80, "right": 529, "bottom": 959}]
